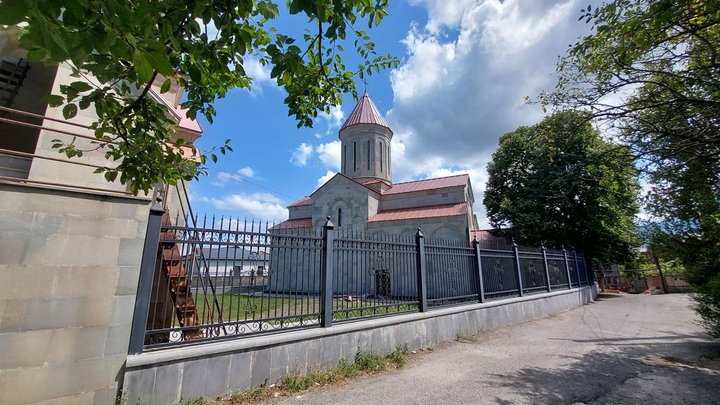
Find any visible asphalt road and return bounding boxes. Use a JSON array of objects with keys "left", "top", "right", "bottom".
[{"left": 277, "top": 293, "right": 720, "bottom": 405}]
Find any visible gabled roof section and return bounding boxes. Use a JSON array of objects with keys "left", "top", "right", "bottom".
[
  {"left": 269, "top": 217, "right": 312, "bottom": 230},
  {"left": 368, "top": 202, "right": 468, "bottom": 222},
  {"left": 149, "top": 88, "right": 203, "bottom": 134},
  {"left": 384, "top": 174, "right": 469, "bottom": 195},
  {"left": 340, "top": 91, "right": 392, "bottom": 133},
  {"left": 174, "top": 105, "right": 203, "bottom": 133},
  {"left": 311, "top": 172, "right": 380, "bottom": 198},
  {"left": 288, "top": 196, "right": 313, "bottom": 207}
]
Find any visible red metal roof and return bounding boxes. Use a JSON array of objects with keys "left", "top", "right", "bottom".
[
  {"left": 368, "top": 202, "right": 468, "bottom": 222},
  {"left": 174, "top": 105, "right": 203, "bottom": 133},
  {"left": 340, "top": 91, "right": 391, "bottom": 133},
  {"left": 150, "top": 88, "right": 203, "bottom": 133},
  {"left": 383, "top": 174, "right": 469, "bottom": 195},
  {"left": 288, "top": 196, "right": 313, "bottom": 207},
  {"left": 268, "top": 217, "right": 312, "bottom": 230}
]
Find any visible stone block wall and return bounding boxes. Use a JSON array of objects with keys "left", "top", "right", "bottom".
[{"left": 0, "top": 183, "right": 150, "bottom": 404}]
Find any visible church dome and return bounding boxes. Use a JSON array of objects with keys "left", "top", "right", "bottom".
[{"left": 339, "top": 91, "right": 392, "bottom": 134}]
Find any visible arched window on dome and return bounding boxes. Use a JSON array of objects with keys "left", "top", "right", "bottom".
[
  {"left": 379, "top": 141, "right": 384, "bottom": 172},
  {"left": 367, "top": 140, "right": 372, "bottom": 170}
]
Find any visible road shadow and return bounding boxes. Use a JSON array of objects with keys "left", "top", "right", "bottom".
[
  {"left": 487, "top": 332, "right": 720, "bottom": 404},
  {"left": 594, "top": 293, "right": 624, "bottom": 300}
]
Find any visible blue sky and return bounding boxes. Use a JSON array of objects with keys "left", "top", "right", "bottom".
[{"left": 189, "top": 0, "right": 597, "bottom": 227}]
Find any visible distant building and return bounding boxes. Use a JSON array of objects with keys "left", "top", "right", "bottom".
[{"left": 273, "top": 92, "right": 479, "bottom": 241}]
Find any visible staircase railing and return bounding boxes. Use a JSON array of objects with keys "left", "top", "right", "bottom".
[{"left": 172, "top": 181, "right": 227, "bottom": 335}]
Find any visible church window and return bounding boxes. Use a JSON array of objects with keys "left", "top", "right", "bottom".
[
  {"left": 367, "top": 140, "right": 371, "bottom": 170},
  {"left": 380, "top": 142, "right": 383, "bottom": 172},
  {"left": 342, "top": 145, "right": 346, "bottom": 173},
  {"left": 353, "top": 142, "right": 357, "bottom": 171},
  {"left": 338, "top": 208, "right": 342, "bottom": 226}
]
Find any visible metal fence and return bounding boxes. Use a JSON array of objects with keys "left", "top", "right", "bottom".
[{"left": 129, "top": 206, "right": 594, "bottom": 353}]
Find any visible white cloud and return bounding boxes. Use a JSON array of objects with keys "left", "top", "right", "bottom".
[
  {"left": 316, "top": 171, "right": 336, "bottom": 188},
  {"left": 316, "top": 141, "right": 341, "bottom": 170},
  {"left": 290, "top": 143, "right": 314, "bottom": 166},
  {"left": 325, "top": 105, "right": 345, "bottom": 128},
  {"left": 237, "top": 166, "right": 255, "bottom": 178},
  {"left": 387, "top": 0, "right": 594, "bottom": 226},
  {"left": 243, "top": 58, "right": 274, "bottom": 95},
  {"left": 214, "top": 166, "right": 256, "bottom": 186},
  {"left": 206, "top": 192, "right": 288, "bottom": 222},
  {"left": 408, "top": 0, "right": 477, "bottom": 32}
]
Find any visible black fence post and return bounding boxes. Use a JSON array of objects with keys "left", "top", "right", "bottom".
[
  {"left": 415, "top": 228, "right": 428, "bottom": 312},
  {"left": 573, "top": 250, "right": 582, "bottom": 285},
  {"left": 128, "top": 198, "right": 165, "bottom": 355},
  {"left": 563, "top": 246, "right": 572, "bottom": 289},
  {"left": 513, "top": 239, "right": 524, "bottom": 297},
  {"left": 320, "top": 217, "right": 335, "bottom": 327},
  {"left": 541, "top": 244, "right": 551, "bottom": 293},
  {"left": 473, "top": 238, "right": 485, "bottom": 303}
]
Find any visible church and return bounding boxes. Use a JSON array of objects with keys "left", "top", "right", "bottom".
[{"left": 274, "top": 92, "right": 480, "bottom": 242}]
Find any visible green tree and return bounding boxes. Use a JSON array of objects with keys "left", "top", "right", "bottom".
[
  {"left": 0, "top": 0, "right": 397, "bottom": 193},
  {"left": 483, "top": 110, "right": 639, "bottom": 265},
  {"left": 545, "top": 0, "right": 720, "bottom": 336}
]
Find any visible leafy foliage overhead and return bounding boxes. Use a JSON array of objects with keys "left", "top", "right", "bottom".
[
  {"left": 483, "top": 111, "right": 639, "bottom": 265},
  {"left": 0, "top": 0, "right": 397, "bottom": 193}
]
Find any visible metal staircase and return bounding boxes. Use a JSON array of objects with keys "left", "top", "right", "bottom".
[
  {"left": 0, "top": 58, "right": 29, "bottom": 108},
  {"left": 148, "top": 182, "right": 225, "bottom": 342}
]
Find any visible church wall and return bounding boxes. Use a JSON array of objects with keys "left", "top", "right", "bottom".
[
  {"left": 310, "top": 178, "right": 372, "bottom": 233},
  {"left": 288, "top": 205, "right": 312, "bottom": 220},
  {"left": 366, "top": 215, "right": 469, "bottom": 242},
  {"left": 367, "top": 194, "right": 380, "bottom": 218},
  {"left": 367, "top": 215, "right": 473, "bottom": 298},
  {"left": 379, "top": 186, "right": 467, "bottom": 211}
]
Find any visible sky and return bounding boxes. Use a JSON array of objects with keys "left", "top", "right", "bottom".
[{"left": 189, "top": 0, "right": 598, "bottom": 227}]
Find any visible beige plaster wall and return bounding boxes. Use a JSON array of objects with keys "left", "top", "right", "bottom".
[{"left": 0, "top": 183, "right": 151, "bottom": 404}]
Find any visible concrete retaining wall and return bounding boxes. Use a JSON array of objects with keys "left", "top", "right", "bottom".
[{"left": 123, "top": 284, "right": 598, "bottom": 404}]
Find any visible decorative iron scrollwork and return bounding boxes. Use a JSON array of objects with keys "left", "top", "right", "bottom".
[{"left": 445, "top": 257, "right": 460, "bottom": 295}]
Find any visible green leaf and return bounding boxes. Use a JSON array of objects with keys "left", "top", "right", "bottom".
[
  {"left": 144, "top": 51, "right": 175, "bottom": 77},
  {"left": 62, "top": 104, "right": 78, "bottom": 119},
  {"left": 160, "top": 79, "right": 171, "bottom": 94},
  {"left": 45, "top": 95, "right": 65, "bottom": 108},
  {"left": 0, "top": 1, "right": 28, "bottom": 25},
  {"left": 70, "top": 81, "right": 93, "bottom": 92},
  {"left": 133, "top": 52, "right": 154, "bottom": 82},
  {"left": 104, "top": 171, "right": 118, "bottom": 182}
]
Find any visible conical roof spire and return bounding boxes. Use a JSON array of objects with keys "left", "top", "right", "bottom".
[{"left": 339, "top": 91, "right": 392, "bottom": 133}]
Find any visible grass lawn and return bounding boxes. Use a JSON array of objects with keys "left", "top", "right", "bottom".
[{"left": 185, "top": 292, "right": 417, "bottom": 325}]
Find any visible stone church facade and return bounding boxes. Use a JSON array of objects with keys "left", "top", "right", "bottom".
[{"left": 275, "top": 92, "right": 480, "bottom": 241}]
